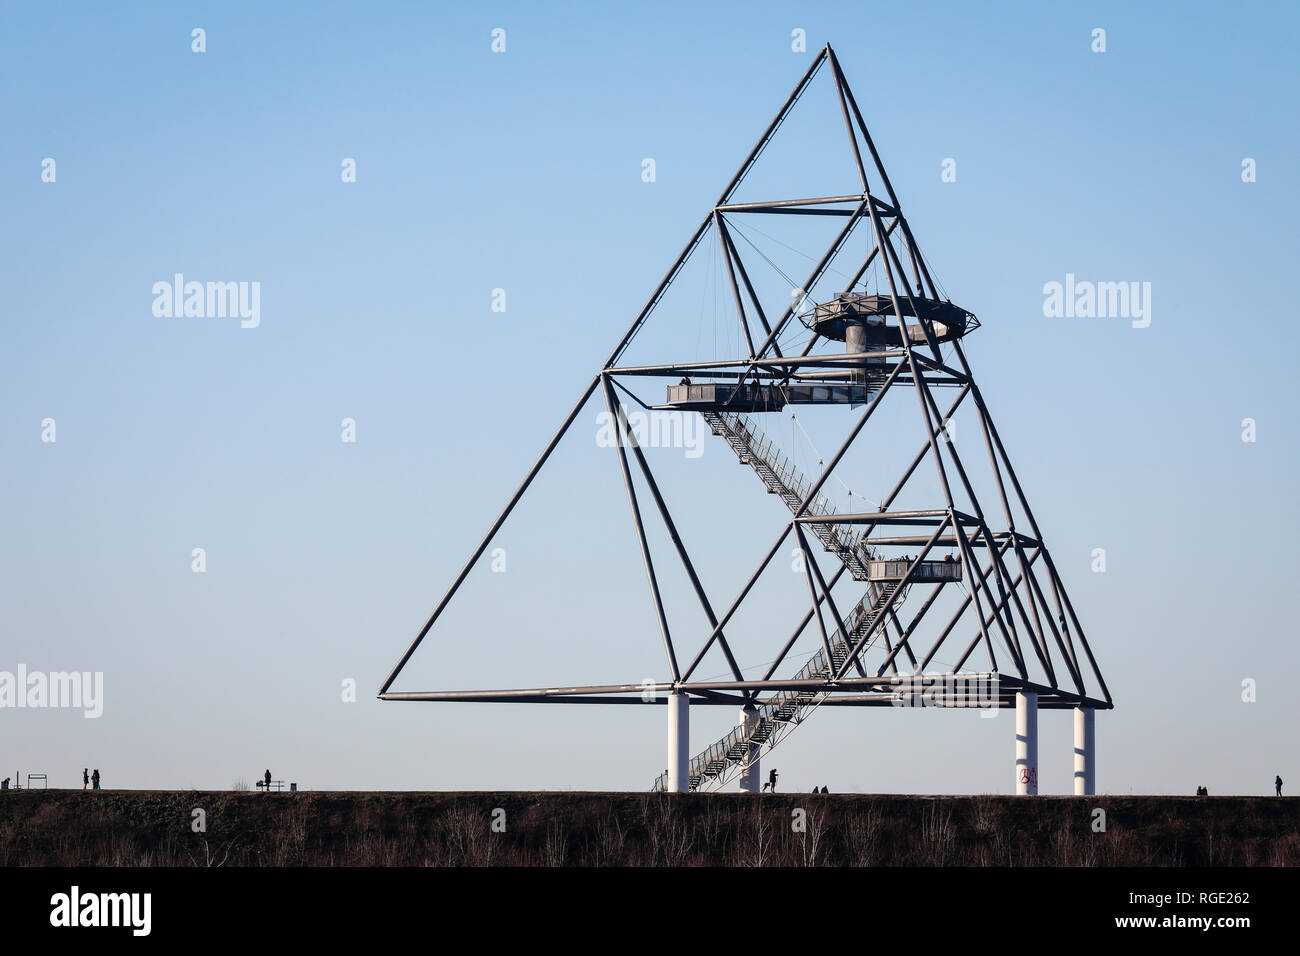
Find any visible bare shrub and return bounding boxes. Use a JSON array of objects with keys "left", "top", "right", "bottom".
[
  {"left": 186, "top": 837, "right": 237, "bottom": 868},
  {"left": 594, "top": 809, "right": 627, "bottom": 866},
  {"left": 544, "top": 821, "right": 568, "bottom": 867},
  {"left": 735, "top": 801, "right": 773, "bottom": 867},
  {"left": 970, "top": 795, "right": 997, "bottom": 835},
  {"left": 918, "top": 801, "right": 956, "bottom": 865},
  {"left": 798, "top": 805, "right": 826, "bottom": 867},
  {"left": 845, "top": 805, "right": 881, "bottom": 866}
]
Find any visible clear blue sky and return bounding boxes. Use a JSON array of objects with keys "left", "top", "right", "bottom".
[{"left": 2, "top": 0, "right": 1297, "bottom": 795}]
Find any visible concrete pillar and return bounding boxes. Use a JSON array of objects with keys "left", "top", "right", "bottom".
[
  {"left": 1015, "top": 691, "right": 1038, "bottom": 795},
  {"left": 667, "top": 692, "right": 690, "bottom": 793},
  {"left": 737, "top": 704, "right": 760, "bottom": 793},
  {"left": 1073, "top": 706, "right": 1095, "bottom": 795}
]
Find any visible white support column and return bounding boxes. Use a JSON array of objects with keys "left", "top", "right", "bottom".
[
  {"left": 667, "top": 692, "right": 690, "bottom": 793},
  {"left": 1015, "top": 691, "right": 1038, "bottom": 795},
  {"left": 737, "top": 704, "right": 760, "bottom": 793},
  {"left": 1073, "top": 706, "right": 1095, "bottom": 795}
]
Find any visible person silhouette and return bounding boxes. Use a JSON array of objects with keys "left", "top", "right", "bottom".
[
  {"left": 762, "top": 768, "right": 778, "bottom": 792},
  {"left": 91, "top": 769, "right": 100, "bottom": 790},
  {"left": 1276, "top": 775, "right": 1283, "bottom": 797},
  {"left": 264, "top": 769, "right": 272, "bottom": 793},
  {"left": 82, "top": 768, "right": 89, "bottom": 791}
]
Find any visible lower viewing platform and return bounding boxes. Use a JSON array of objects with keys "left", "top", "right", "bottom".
[
  {"left": 866, "top": 558, "right": 964, "bottom": 583},
  {"left": 662, "top": 380, "right": 874, "bottom": 411}
]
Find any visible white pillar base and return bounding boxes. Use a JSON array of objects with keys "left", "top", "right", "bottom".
[
  {"left": 737, "top": 704, "right": 760, "bottom": 793},
  {"left": 1015, "top": 691, "right": 1038, "bottom": 795},
  {"left": 1073, "top": 706, "right": 1095, "bottom": 795},
  {"left": 667, "top": 692, "right": 690, "bottom": 793}
]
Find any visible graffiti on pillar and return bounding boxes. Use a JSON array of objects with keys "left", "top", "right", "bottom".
[{"left": 1017, "top": 767, "right": 1038, "bottom": 787}]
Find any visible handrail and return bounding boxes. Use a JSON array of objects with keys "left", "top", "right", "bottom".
[
  {"left": 653, "top": 412, "right": 900, "bottom": 792},
  {"left": 652, "top": 581, "right": 901, "bottom": 792},
  {"left": 715, "top": 412, "right": 865, "bottom": 563}
]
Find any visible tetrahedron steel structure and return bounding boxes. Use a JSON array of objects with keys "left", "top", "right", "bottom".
[{"left": 380, "top": 45, "right": 1112, "bottom": 793}]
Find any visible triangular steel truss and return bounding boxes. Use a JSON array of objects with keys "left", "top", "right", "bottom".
[{"left": 379, "top": 45, "right": 1112, "bottom": 784}]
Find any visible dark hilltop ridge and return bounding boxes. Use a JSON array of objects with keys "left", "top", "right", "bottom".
[{"left": 3, "top": 790, "right": 1297, "bottom": 867}]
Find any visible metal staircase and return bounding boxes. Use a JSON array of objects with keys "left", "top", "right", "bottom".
[
  {"left": 651, "top": 411, "right": 905, "bottom": 792},
  {"left": 701, "top": 411, "right": 873, "bottom": 579},
  {"left": 652, "top": 580, "right": 902, "bottom": 792}
]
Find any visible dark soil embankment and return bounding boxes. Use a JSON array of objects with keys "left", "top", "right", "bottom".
[{"left": 3, "top": 791, "right": 1297, "bottom": 866}]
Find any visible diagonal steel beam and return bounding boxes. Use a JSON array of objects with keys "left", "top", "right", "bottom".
[
  {"left": 912, "top": 381, "right": 1051, "bottom": 683},
  {"left": 378, "top": 375, "right": 601, "bottom": 695},
  {"left": 836, "top": 517, "right": 950, "bottom": 680},
  {"left": 612, "top": 380, "right": 747, "bottom": 686},
  {"left": 715, "top": 211, "right": 758, "bottom": 359},
  {"left": 601, "top": 377, "right": 680, "bottom": 681},
  {"left": 682, "top": 357, "right": 907, "bottom": 680},
  {"left": 716, "top": 216, "right": 783, "bottom": 360},
  {"left": 796, "top": 525, "right": 840, "bottom": 668},
  {"left": 949, "top": 547, "right": 1041, "bottom": 672}
]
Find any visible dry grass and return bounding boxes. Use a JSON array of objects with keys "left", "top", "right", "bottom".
[{"left": 1, "top": 791, "right": 1297, "bottom": 867}]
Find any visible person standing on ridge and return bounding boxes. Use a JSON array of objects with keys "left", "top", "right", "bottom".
[
  {"left": 1277, "top": 775, "right": 1284, "bottom": 797},
  {"left": 82, "top": 768, "right": 89, "bottom": 790},
  {"left": 264, "top": 769, "right": 272, "bottom": 793},
  {"left": 91, "top": 769, "right": 100, "bottom": 790},
  {"left": 762, "top": 768, "right": 778, "bottom": 792}
]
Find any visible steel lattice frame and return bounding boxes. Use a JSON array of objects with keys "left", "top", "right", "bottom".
[{"left": 379, "top": 45, "right": 1112, "bottom": 737}]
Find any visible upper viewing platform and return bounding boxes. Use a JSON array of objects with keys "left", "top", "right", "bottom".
[{"left": 808, "top": 293, "right": 979, "bottom": 346}]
